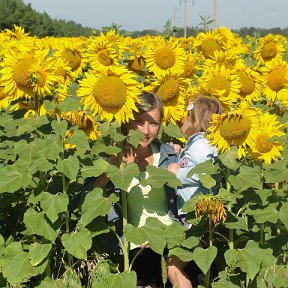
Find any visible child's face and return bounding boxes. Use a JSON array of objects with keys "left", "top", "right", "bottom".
[{"left": 127, "top": 108, "right": 161, "bottom": 148}]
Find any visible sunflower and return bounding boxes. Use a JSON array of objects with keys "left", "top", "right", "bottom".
[
  {"left": 234, "top": 63, "right": 265, "bottom": 104},
  {"left": 253, "top": 34, "right": 287, "bottom": 65},
  {"left": 207, "top": 101, "right": 260, "bottom": 158},
  {"left": 85, "top": 32, "right": 120, "bottom": 72},
  {"left": 193, "top": 30, "right": 223, "bottom": 59},
  {"left": 62, "top": 110, "right": 101, "bottom": 141},
  {"left": 0, "top": 84, "right": 11, "bottom": 109},
  {"left": 180, "top": 51, "right": 202, "bottom": 79},
  {"left": 145, "top": 36, "right": 186, "bottom": 77},
  {"left": 2, "top": 24, "right": 30, "bottom": 42},
  {"left": 145, "top": 73, "right": 191, "bottom": 124},
  {"left": 1, "top": 46, "right": 59, "bottom": 100},
  {"left": 260, "top": 58, "right": 288, "bottom": 103},
  {"left": 249, "top": 112, "right": 285, "bottom": 164},
  {"left": 77, "top": 66, "right": 142, "bottom": 123},
  {"left": 197, "top": 65, "right": 241, "bottom": 107},
  {"left": 124, "top": 36, "right": 148, "bottom": 75},
  {"left": 204, "top": 49, "right": 243, "bottom": 70}
]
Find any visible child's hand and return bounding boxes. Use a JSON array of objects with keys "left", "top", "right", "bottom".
[
  {"left": 169, "top": 142, "right": 183, "bottom": 153},
  {"left": 167, "top": 163, "right": 181, "bottom": 174}
]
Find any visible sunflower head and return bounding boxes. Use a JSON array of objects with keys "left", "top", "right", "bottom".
[{"left": 195, "top": 195, "right": 227, "bottom": 224}]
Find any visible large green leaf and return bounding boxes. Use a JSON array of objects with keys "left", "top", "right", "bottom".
[
  {"left": 81, "top": 158, "right": 109, "bottom": 178},
  {"left": 263, "top": 160, "right": 288, "bottom": 183},
  {"left": 225, "top": 240, "right": 263, "bottom": 280},
  {"left": 36, "top": 277, "right": 67, "bottom": 288},
  {"left": 199, "top": 173, "right": 217, "bottom": 190},
  {"left": 187, "top": 160, "right": 219, "bottom": 178},
  {"left": 192, "top": 246, "right": 217, "bottom": 274},
  {"left": 29, "top": 243, "right": 52, "bottom": 266},
  {"left": 56, "top": 155, "right": 79, "bottom": 181},
  {"left": 141, "top": 166, "right": 181, "bottom": 188},
  {"left": 163, "top": 122, "right": 184, "bottom": 138},
  {"left": 107, "top": 162, "right": 139, "bottom": 191},
  {"left": 165, "top": 221, "right": 186, "bottom": 248},
  {"left": 51, "top": 120, "right": 68, "bottom": 138},
  {"left": 229, "top": 165, "right": 262, "bottom": 192},
  {"left": 24, "top": 208, "right": 57, "bottom": 242},
  {"left": 246, "top": 203, "right": 279, "bottom": 224},
  {"left": 279, "top": 203, "right": 288, "bottom": 230},
  {"left": 124, "top": 217, "right": 167, "bottom": 254},
  {"left": 80, "top": 188, "right": 118, "bottom": 227},
  {"left": 0, "top": 166, "right": 31, "bottom": 193},
  {"left": 2, "top": 242, "right": 47, "bottom": 286},
  {"left": 218, "top": 146, "right": 241, "bottom": 170},
  {"left": 126, "top": 129, "right": 143, "bottom": 148},
  {"left": 66, "top": 128, "right": 90, "bottom": 154},
  {"left": 61, "top": 227, "right": 92, "bottom": 259},
  {"left": 39, "top": 192, "right": 69, "bottom": 223},
  {"left": 168, "top": 246, "right": 194, "bottom": 262}
]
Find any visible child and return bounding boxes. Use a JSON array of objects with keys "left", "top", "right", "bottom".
[{"left": 166, "top": 94, "right": 224, "bottom": 288}]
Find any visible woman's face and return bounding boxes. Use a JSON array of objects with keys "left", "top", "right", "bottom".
[{"left": 128, "top": 108, "right": 161, "bottom": 148}]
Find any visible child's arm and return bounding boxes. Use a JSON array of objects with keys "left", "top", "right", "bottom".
[{"left": 167, "top": 162, "right": 181, "bottom": 174}]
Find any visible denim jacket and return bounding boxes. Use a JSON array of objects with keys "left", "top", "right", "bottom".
[{"left": 175, "top": 132, "right": 219, "bottom": 216}]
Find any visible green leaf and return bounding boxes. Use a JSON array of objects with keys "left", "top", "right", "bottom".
[
  {"left": 229, "top": 165, "right": 262, "bottom": 192},
  {"left": 168, "top": 246, "right": 194, "bottom": 262},
  {"left": 199, "top": 173, "right": 216, "bottom": 190},
  {"left": 51, "top": 120, "right": 68, "bottom": 138},
  {"left": 225, "top": 240, "right": 263, "bottom": 280},
  {"left": 107, "top": 162, "right": 139, "bottom": 191},
  {"left": 124, "top": 218, "right": 167, "bottom": 254},
  {"left": 246, "top": 204, "right": 279, "bottom": 224},
  {"left": 279, "top": 203, "right": 288, "bottom": 230},
  {"left": 163, "top": 123, "right": 184, "bottom": 138},
  {"left": 66, "top": 129, "right": 90, "bottom": 154},
  {"left": 61, "top": 227, "right": 92, "bottom": 259},
  {"left": 44, "top": 136, "right": 63, "bottom": 160},
  {"left": 2, "top": 242, "right": 47, "bottom": 286},
  {"left": 165, "top": 221, "right": 186, "bottom": 248},
  {"left": 39, "top": 192, "right": 69, "bottom": 223},
  {"left": 80, "top": 188, "right": 118, "bottom": 226},
  {"left": 36, "top": 277, "right": 67, "bottom": 288},
  {"left": 218, "top": 146, "right": 241, "bottom": 170},
  {"left": 106, "top": 271, "right": 137, "bottom": 288},
  {"left": 141, "top": 166, "right": 181, "bottom": 188},
  {"left": 264, "top": 160, "right": 288, "bottom": 183},
  {"left": 81, "top": 158, "right": 109, "bottom": 178},
  {"left": 56, "top": 155, "right": 79, "bottom": 181},
  {"left": 126, "top": 129, "right": 143, "bottom": 148},
  {"left": 29, "top": 243, "right": 52, "bottom": 266},
  {"left": 24, "top": 208, "right": 57, "bottom": 242},
  {"left": 192, "top": 246, "right": 217, "bottom": 274},
  {"left": 187, "top": 160, "right": 219, "bottom": 178},
  {"left": 57, "top": 95, "right": 81, "bottom": 113}
]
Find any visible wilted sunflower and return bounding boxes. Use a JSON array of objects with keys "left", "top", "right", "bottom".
[
  {"left": 63, "top": 110, "right": 101, "bottom": 141},
  {"left": 145, "top": 36, "right": 186, "bottom": 77},
  {"left": 207, "top": 101, "right": 260, "bottom": 158},
  {"left": 77, "top": 66, "right": 142, "bottom": 123},
  {"left": 1, "top": 46, "right": 59, "bottom": 100},
  {"left": 249, "top": 112, "right": 285, "bottom": 164},
  {"left": 260, "top": 58, "right": 288, "bottom": 103},
  {"left": 195, "top": 195, "right": 227, "bottom": 225},
  {"left": 145, "top": 73, "right": 191, "bottom": 124},
  {"left": 197, "top": 65, "right": 241, "bottom": 107},
  {"left": 234, "top": 63, "right": 265, "bottom": 103},
  {"left": 253, "top": 34, "right": 287, "bottom": 65}
]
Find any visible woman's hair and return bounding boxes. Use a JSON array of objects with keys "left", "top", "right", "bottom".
[
  {"left": 181, "top": 95, "right": 224, "bottom": 139},
  {"left": 121, "top": 90, "right": 164, "bottom": 135},
  {"left": 136, "top": 90, "right": 164, "bottom": 120}
]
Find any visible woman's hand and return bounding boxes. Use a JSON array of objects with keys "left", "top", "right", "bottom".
[
  {"left": 167, "top": 162, "right": 181, "bottom": 174},
  {"left": 169, "top": 142, "right": 183, "bottom": 153}
]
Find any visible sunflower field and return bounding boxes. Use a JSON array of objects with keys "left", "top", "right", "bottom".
[{"left": 0, "top": 25, "right": 287, "bottom": 287}]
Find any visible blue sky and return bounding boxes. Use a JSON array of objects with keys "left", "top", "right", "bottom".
[{"left": 22, "top": 0, "right": 288, "bottom": 31}]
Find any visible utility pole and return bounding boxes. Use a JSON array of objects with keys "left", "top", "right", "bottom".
[{"left": 213, "top": 0, "right": 217, "bottom": 30}]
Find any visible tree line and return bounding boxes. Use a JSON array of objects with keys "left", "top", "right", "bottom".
[{"left": 1, "top": 0, "right": 288, "bottom": 38}]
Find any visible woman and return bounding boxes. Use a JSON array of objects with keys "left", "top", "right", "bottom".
[{"left": 93, "top": 91, "right": 179, "bottom": 287}]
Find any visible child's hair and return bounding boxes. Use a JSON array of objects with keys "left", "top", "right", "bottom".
[
  {"left": 121, "top": 90, "right": 164, "bottom": 135},
  {"left": 181, "top": 95, "right": 224, "bottom": 139}
]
